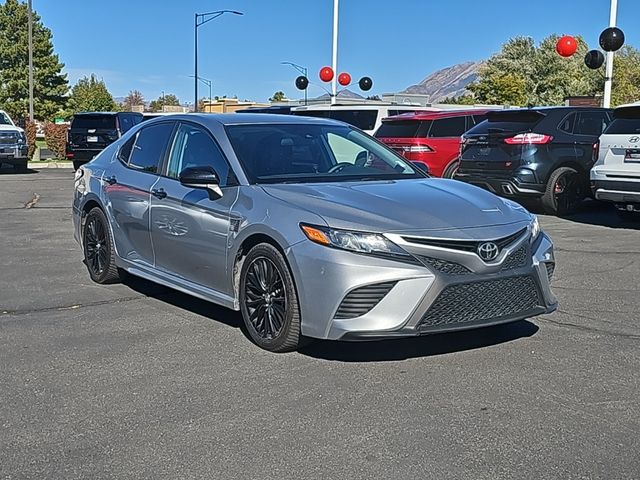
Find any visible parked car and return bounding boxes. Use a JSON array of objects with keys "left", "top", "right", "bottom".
[
  {"left": 291, "top": 104, "right": 437, "bottom": 135},
  {"left": 0, "top": 110, "right": 29, "bottom": 172},
  {"left": 66, "top": 112, "right": 142, "bottom": 170},
  {"left": 591, "top": 103, "right": 640, "bottom": 219},
  {"left": 141, "top": 112, "right": 180, "bottom": 122},
  {"left": 72, "top": 113, "right": 556, "bottom": 352},
  {"left": 455, "top": 107, "right": 612, "bottom": 215},
  {"left": 374, "top": 109, "right": 494, "bottom": 177}
]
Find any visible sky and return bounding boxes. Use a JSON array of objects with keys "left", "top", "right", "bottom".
[{"left": 26, "top": 0, "right": 640, "bottom": 104}]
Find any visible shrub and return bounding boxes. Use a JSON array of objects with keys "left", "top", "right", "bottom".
[
  {"left": 24, "top": 120, "right": 37, "bottom": 159},
  {"left": 44, "top": 123, "right": 68, "bottom": 159}
]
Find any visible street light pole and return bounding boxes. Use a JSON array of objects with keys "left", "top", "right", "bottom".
[
  {"left": 190, "top": 76, "right": 213, "bottom": 112},
  {"left": 603, "top": 0, "right": 618, "bottom": 108},
  {"left": 194, "top": 10, "right": 243, "bottom": 112},
  {"left": 281, "top": 61, "right": 308, "bottom": 105},
  {"left": 27, "top": 0, "right": 34, "bottom": 121},
  {"left": 331, "top": 0, "right": 339, "bottom": 105}
]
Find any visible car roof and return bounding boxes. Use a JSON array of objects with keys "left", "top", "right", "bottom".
[
  {"left": 73, "top": 111, "right": 141, "bottom": 116},
  {"left": 292, "top": 104, "right": 428, "bottom": 112},
  {"left": 142, "top": 113, "right": 346, "bottom": 127},
  {"left": 384, "top": 109, "right": 497, "bottom": 122}
]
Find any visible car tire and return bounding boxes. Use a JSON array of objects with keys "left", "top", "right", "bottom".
[
  {"left": 442, "top": 160, "right": 459, "bottom": 179},
  {"left": 239, "top": 243, "right": 303, "bottom": 353},
  {"left": 541, "top": 167, "right": 584, "bottom": 216},
  {"left": 82, "top": 207, "right": 123, "bottom": 284}
]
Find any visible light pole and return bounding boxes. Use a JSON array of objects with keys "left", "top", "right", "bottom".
[
  {"left": 194, "top": 9, "right": 243, "bottom": 112},
  {"left": 281, "top": 62, "right": 308, "bottom": 105},
  {"left": 190, "top": 76, "right": 212, "bottom": 112},
  {"left": 331, "top": 0, "right": 339, "bottom": 105},
  {"left": 603, "top": 0, "right": 618, "bottom": 108},
  {"left": 27, "top": 0, "right": 34, "bottom": 121}
]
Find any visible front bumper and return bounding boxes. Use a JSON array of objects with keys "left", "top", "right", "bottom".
[
  {"left": 0, "top": 144, "right": 28, "bottom": 162},
  {"left": 287, "top": 228, "right": 557, "bottom": 341},
  {"left": 454, "top": 171, "right": 545, "bottom": 198}
]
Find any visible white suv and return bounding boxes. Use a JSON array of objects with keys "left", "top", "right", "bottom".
[
  {"left": 591, "top": 104, "right": 640, "bottom": 218},
  {"left": 0, "top": 110, "right": 29, "bottom": 171}
]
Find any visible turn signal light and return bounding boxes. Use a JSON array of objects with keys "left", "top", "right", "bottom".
[{"left": 301, "top": 225, "right": 331, "bottom": 245}]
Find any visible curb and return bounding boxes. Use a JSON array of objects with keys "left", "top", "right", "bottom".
[{"left": 28, "top": 162, "right": 73, "bottom": 169}]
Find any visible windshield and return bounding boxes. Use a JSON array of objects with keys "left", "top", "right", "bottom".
[
  {"left": 0, "top": 112, "right": 12, "bottom": 125},
  {"left": 226, "top": 123, "right": 423, "bottom": 184}
]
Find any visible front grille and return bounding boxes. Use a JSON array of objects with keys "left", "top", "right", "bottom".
[
  {"left": 402, "top": 228, "right": 527, "bottom": 253},
  {"left": 418, "top": 275, "right": 541, "bottom": 329},
  {"left": 334, "top": 281, "right": 397, "bottom": 319},
  {"left": 0, "top": 134, "right": 17, "bottom": 144},
  {"left": 501, "top": 245, "right": 528, "bottom": 270},
  {"left": 416, "top": 255, "right": 471, "bottom": 275},
  {"left": 544, "top": 262, "right": 555, "bottom": 282}
]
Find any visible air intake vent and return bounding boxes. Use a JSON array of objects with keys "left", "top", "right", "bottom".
[
  {"left": 416, "top": 256, "right": 472, "bottom": 275},
  {"left": 544, "top": 262, "right": 555, "bottom": 282},
  {"left": 334, "top": 281, "right": 397, "bottom": 319}
]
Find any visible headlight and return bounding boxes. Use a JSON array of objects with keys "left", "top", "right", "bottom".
[
  {"left": 300, "top": 223, "right": 415, "bottom": 262},
  {"left": 17, "top": 132, "right": 26, "bottom": 144},
  {"left": 530, "top": 216, "right": 541, "bottom": 241}
]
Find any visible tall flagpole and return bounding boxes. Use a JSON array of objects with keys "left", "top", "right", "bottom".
[
  {"left": 331, "top": 0, "right": 339, "bottom": 105},
  {"left": 602, "top": 0, "right": 618, "bottom": 108}
]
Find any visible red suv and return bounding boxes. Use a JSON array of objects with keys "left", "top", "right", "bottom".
[{"left": 374, "top": 109, "right": 494, "bottom": 177}]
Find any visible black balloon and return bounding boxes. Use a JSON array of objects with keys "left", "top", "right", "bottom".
[
  {"left": 599, "top": 27, "right": 625, "bottom": 52},
  {"left": 358, "top": 76, "right": 373, "bottom": 91},
  {"left": 584, "top": 50, "right": 605, "bottom": 69},
  {"left": 295, "top": 75, "right": 309, "bottom": 90}
]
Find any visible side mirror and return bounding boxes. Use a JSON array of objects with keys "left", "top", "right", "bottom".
[
  {"left": 179, "top": 166, "right": 223, "bottom": 199},
  {"left": 411, "top": 161, "right": 430, "bottom": 175}
]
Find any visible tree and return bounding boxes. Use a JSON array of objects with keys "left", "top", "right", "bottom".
[
  {"left": 269, "top": 91, "right": 286, "bottom": 102},
  {"left": 0, "top": 0, "right": 68, "bottom": 121},
  {"left": 611, "top": 46, "right": 640, "bottom": 107},
  {"left": 149, "top": 93, "right": 180, "bottom": 112},
  {"left": 67, "top": 74, "right": 117, "bottom": 114},
  {"left": 121, "top": 90, "right": 144, "bottom": 111},
  {"left": 468, "top": 35, "right": 602, "bottom": 106},
  {"left": 441, "top": 94, "right": 477, "bottom": 105}
]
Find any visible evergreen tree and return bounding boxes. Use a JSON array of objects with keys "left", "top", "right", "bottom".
[
  {"left": 67, "top": 74, "right": 117, "bottom": 114},
  {"left": 0, "top": 0, "right": 68, "bottom": 121}
]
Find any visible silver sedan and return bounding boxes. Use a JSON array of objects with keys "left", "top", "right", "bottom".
[{"left": 72, "top": 114, "right": 557, "bottom": 352}]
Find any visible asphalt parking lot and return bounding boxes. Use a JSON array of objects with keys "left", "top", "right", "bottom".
[{"left": 1, "top": 169, "right": 639, "bottom": 479}]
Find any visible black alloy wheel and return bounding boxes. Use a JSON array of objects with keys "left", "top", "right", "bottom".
[
  {"left": 239, "top": 243, "right": 303, "bottom": 352},
  {"left": 82, "top": 207, "right": 123, "bottom": 284},
  {"left": 542, "top": 167, "right": 583, "bottom": 216}
]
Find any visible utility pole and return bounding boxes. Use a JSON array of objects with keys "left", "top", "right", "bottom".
[
  {"left": 331, "top": 0, "right": 339, "bottom": 105},
  {"left": 28, "top": 0, "right": 34, "bottom": 121},
  {"left": 603, "top": 0, "right": 618, "bottom": 108}
]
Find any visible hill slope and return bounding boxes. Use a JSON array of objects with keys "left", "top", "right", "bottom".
[{"left": 402, "top": 61, "right": 482, "bottom": 102}]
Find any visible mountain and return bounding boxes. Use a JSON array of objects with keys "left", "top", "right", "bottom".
[
  {"left": 314, "top": 89, "right": 365, "bottom": 101},
  {"left": 402, "top": 61, "right": 482, "bottom": 103}
]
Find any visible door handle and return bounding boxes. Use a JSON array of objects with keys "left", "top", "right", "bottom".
[
  {"left": 105, "top": 175, "right": 117, "bottom": 185},
  {"left": 151, "top": 188, "right": 167, "bottom": 199}
]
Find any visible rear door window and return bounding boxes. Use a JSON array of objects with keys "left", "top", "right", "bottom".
[
  {"left": 71, "top": 115, "right": 116, "bottom": 130},
  {"left": 128, "top": 122, "right": 175, "bottom": 173},
  {"left": 428, "top": 116, "right": 467, "bottom": 137},
  {"left": 574, "top": 111, "right": 610, "bottom": 136},
  {"left": 558, "top": 113, "right": 577, "bottom": 133}
]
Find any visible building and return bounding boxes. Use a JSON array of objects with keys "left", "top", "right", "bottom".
[{"left": 202, "top": 98, "right": 269, "bottom": 113}]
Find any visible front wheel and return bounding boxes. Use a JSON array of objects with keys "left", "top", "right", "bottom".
[
  {"left": 239, "top": 243, "right": 303, "bottom": 352},
  {"left": 541, "top": 167, "right": 584, "bottom": 216}
]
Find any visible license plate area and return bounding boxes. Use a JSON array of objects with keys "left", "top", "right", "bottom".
[
  {"left": 87, "top": 136, "right": 98, "bottom": 143},
  {"left": 625, "top": 149, "right": 640, "bottom": 162}
]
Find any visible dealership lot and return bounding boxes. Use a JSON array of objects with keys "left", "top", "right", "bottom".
[{"left": 1, "top": 169, "right": 638, "bottom": 479}]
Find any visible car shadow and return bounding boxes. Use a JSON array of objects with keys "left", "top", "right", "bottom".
[
  {"left": 0, "top": 167, "right": 38, "bottom": 175},
  {"left": 298, "top": 320, "right": 539, "bottom": 362},
  {"left": 123, "top": 274, "right": 538, "bottom": 361}
]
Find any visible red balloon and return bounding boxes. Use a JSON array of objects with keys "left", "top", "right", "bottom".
[
  {"left": 556, "top": 35, "right": 578, "bottom": 57},
  {"left": 319, "top": 66, "right": 334, "bottom": 82},
  {"left": 338, "top": 72, "right": 351, "bottom": 86}
]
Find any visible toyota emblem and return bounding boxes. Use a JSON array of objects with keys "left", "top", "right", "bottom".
[
  {"left": 629, "top": 136, "right": 639, "bottom": 144},
  {"left": 477, "top": 242, "right": 499, "bottom": 261}
]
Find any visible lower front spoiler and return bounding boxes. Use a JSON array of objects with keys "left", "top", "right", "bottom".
[{"left": 339, "top": 305, "right": 553, "bottom": 341}]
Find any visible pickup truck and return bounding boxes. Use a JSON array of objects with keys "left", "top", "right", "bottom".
[{"left": 0, "top": 110, "right": 29, "bottom": 171}]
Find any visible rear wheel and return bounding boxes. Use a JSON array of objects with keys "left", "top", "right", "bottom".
[
  {"left": 82, "top": 207, "right": 123, "bottom": 284},
  {"left": 239, "top": 243, "right": 303, "bottom": 352},
  {"left": 442, "top": 160, "right": 459, "bottom": 179},
  {"left": 541, "top": 167, "right": 584, "bottom": 216}
]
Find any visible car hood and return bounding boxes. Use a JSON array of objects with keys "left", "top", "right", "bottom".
[
  {"left": 0, "top": 124, "right": 22, "bottom": 133},
  {"left": 261, "top": 178, "right": 531, "bottom": 234}
]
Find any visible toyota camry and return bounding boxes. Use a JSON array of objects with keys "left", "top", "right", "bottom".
[{"left": 72, "top": 114, "right": 557, "bottom": 352}]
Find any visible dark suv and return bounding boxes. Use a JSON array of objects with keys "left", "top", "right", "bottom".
[
  {"left": 455, "top": 107, "right": 612, "bottom": 215},
  {"left": 66, "top": 112, "right": 142, "bottom": 170}
]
